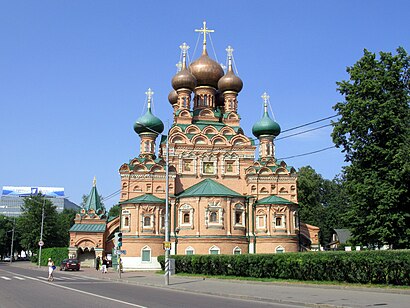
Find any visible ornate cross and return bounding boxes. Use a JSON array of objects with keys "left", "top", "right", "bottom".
[
  {"left": 180, "top": 42, "right": 189, "bottom": 55},
  {"left": 176, "top": 61, "right": 182, "bottom": 72},
  {"left": 195, "top": 21, "right": 214, "bottom": 46},
  {"left": 145, "top": 88, "right": 154, "bottom": 108},
  {"left": 226, "top": 45, "right": 234, "bottom": 58},
  {"left": 261, "top": 92, "right": 270, "bottom": 111}
]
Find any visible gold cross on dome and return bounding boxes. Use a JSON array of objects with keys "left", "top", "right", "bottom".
[
  {"left": 195, "top": 21, "right": 214, "bottom": 46},
  {"left": 226, "top": 45, "right": 234, "bottom": 58}
]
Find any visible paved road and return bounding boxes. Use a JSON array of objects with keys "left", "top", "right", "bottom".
[
  {"left": 0, "top": 264, "right": 294, "bottom": 308},
  {"left": 2, "top": 261, "right": 409, "bottom": 307}
]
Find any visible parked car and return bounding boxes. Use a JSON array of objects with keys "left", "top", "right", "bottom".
[{"left": 59, "top": 259, "right": 80, "bottom": 271}]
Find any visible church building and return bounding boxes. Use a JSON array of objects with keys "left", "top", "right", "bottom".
[
  {"left": 116, "top": 22, "right": 319, "bottom": 270},
  {"left": 69, "top": 22, "right": 319, "bottom": 269}
]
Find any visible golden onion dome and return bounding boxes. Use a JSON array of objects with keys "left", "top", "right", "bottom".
[
  {"left": 171, "top": 68, "right": 197, "bottom": 91},
  {"left": 189, "top": 49, "right": 224, "bottom": 88},
  {"left": 168, "top": 89, "right": 178, "bottom": 105},
  {"left": 218, "top": 68, "right": 243, "bottom": 93}
]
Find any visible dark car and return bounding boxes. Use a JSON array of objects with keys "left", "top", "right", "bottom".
[{"left": 60, "top": 259, "right": 80, "bottom": 271}]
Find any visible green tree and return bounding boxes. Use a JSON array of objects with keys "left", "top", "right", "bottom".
[
  {"left": 297, "top": 166, "right": 349, "bottom": 246},
  {"left": 108, "top": 204, "right": 120, "bottom": 218},
  {"left": 332, "top": 47, "right": 410, "bottom": 248},
  {"left": 17, "top": 195, "right": 61, "bottom": 253},
  {"left": 56, "top": 209, "right": 77, "bottom": 247}
]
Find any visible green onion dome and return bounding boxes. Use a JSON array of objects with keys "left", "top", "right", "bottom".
[
  {"left": 133, "top": 107, "right": 164, "bottom": 135},
  {"left": 189, "top": 49, "right": 224, "bottom": 88},
  {"left": 252, "top": 110, "right": 281, "bottom": 138}
]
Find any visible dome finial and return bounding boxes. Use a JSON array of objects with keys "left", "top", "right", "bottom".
[
  {"left": 261, "top": 92, "right": 270, "bottom": 113},
  {"left": 176, "top": 61, "right": 182, "bottom": 72},
  {"left": 145, "top": 88, "right": 154, "bottom": 110},
  {"left": 179, "top": 42, "right": 190, "bottom": 70},
  {"left": 195, "top": 21, "right": 214, "bottom": 54},
  {"left": 226, "top": 45, "right": 234, "bottom": 72}
]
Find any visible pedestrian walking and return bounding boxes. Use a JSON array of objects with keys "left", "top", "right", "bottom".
[
  {"left": 95, "top": 256, "right": 100, "bottom": 271},
  {"left": 101, "top": 257, "right": 108, "bottom": 274},
  {"left": 47, "top": 258, "right": 55, "bottom": 281}
]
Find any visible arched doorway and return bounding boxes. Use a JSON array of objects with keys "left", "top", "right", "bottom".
[{"left": 77, "top": 247, "right": 95, "bottom": 268}]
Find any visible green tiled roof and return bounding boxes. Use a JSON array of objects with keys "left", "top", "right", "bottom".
[
  {"left": 176, "top": 178, "right": 243, "bottom": 198},
  {"left": 256, "top": 195, "right": 296, "bottom": 205},
  {"left": 120, "top": 193, "right": 165, "bottom": 204},
  {"left": 84, "top": 183, "right": 104, "bottom": 216},
  {"left": 69, "top": 224, "right": 106, "bottom": 233}
]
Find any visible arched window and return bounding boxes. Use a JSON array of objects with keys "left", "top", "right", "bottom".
[
  {"left": 185, "top": 246, "right": 195, "bottom": 255},
  {"left": 209, "top": 245, "right": 220, "bottom": 255},
  {"left": 183, "top": 213, "right": 190, "bottom": 223},
  {"left": 124, "top": 216, "right": 129, "bottom": 227},
  {"left": 233, "top": 247, "right": 241, "bottom": 255},
  {"left": 143, "top": 216, "right": 151, "bottom": 227},
  {"left": 210, "top": 211, "right": 217, "bottom": 222},
  {"left": 275, "top": 246, "right": 285, "bottom": 254}
]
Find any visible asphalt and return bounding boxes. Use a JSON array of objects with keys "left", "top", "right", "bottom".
[{"left": 8, "top": 261, "right": 410, "bottom": 308}]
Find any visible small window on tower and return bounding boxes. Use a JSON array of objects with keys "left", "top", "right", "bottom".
[{"left": 226, "top": 161, "right": 234, "bottom": 172}]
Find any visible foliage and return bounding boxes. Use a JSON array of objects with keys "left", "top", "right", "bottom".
[
  {"left": 159, "top": 250, "right": 410, "bottom": 285},
  {"left": 108, "top": 204, "right": 120, "bottom": 218},
  {"left": 0, "top": 215, "right": 12, "bottom": 257},
  {"left": 297, "top": 166, "right": 349, "bottom": 245},
  {"left": 56, "top": 209, "right": 77, "bottom": 247},
  {"left": 16, "top": 194, "right": 61, "bottom": 253},
  {"left": 332, "top": 47, "right": 410, "bottom": 248},
  {"left": 32, "top": 247, "right": 69, "bottom": 266}
]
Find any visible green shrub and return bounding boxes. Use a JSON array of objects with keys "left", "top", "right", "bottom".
[
  {"left": 33, "top": 247, "right": 69, "bottom": 267},
  {"left": 160, "top": 250, "right": 410, "bottom": 285}
]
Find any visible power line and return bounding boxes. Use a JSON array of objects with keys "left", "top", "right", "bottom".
[
  {"left": 276, "top": 124, "right": 333, "bottom": 141},
  {"left": 277, "top": 146, "right": 336, "bottom": 160},
  {"left": 281, "top": 115, "right": 338, "bottom": 133}
]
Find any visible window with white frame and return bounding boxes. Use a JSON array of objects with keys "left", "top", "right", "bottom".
[
  {"left": 233, "top": 247, "right": 241, "bottom": 255},
  {"left": 275, "top": 246, "right": 285, "bottom": 254},
  {"left": 206, "top": 201, "right": 223, "bottom": 226},
  {"left": 201, "top": 155, "right": 217, "bottom": 175},
  {"left": 142, "top": 214, "right": 153, "bottom": 228},
  {"left": 209, "top": 245, "right": 220, "bottom": 255},
  {"left": 233, "top": 204, "right": 245, "bottom": 227},
  {"left": 179, "top": 204, "right": 193, "bottom": 227},
  {"left": 185, "top": 246, "right": 195, "bottom": 255},
  {"left": 274, "top": 214, "right": 285, "bottom": 228},
  {"left": 141, "top": 246, "right": 151, "bottom": 261},
  {"left": 293, "top": 211, "right": 299, "bottom": 229}
]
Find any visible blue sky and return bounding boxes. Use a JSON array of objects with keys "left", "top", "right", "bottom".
[{"left": 1, "top": 1, "right": 409, "bottom": 208}]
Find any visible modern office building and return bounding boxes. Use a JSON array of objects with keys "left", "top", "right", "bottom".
[{"left": 0, "top": 186, "right": 80, "bottom": 217}]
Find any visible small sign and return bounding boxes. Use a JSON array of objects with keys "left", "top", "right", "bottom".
[
  {"left": 163, "top": 241, "right": 171, "bottom": 249},
  {"left": 38, "top": 240, "right": 44, "bottom": 247},
  {"left": 115, "top": 250, "right": 126, "bottom": 255}
]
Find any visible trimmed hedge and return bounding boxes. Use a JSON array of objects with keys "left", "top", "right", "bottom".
[
  {"left": 31, "top": 247, "right": 68, "bottom": 267},
  {"left": 158, "top": 250, "right": 410, "bottom": 285}
]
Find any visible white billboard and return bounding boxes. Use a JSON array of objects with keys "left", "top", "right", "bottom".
[{"left": 2, "top": 186, "right": 65, "bottom": 197}]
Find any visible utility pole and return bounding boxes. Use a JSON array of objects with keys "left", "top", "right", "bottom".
[
  {"left": 10, "top": 217, "right": 15, "bottom": 263},
  {"left": 164, "top": 122, "right": 170, "bottom": 286},
  {"left": 38, "top": 197, "right": 45, "bottom": 267}
]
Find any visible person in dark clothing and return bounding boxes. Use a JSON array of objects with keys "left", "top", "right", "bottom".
[
  {"left": 95, "top": 256, "right": 100, "bottom": 271},
  {"left": 101, "top": 257, "right": 108, "bottom": 273}
]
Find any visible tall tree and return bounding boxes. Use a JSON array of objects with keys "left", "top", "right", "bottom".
[
  {"left": 297, "top": 166, "right": 348, "bottom": 246},
  {"left": 332, "top": 47, "right": 410, "bottom": 248},
  {"left": 17, "top": 194, "right": 61, "bottom": 252},
  {"left": 108, "top": 204, "right": 120, "bottom": 218},
  {"left": 56, "top": 209, "right": 77, "bottom": 247}
]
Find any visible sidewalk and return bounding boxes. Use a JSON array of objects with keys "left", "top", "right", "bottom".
[{"left": 10, "top": 262, "right": 410, "bottom": 308}]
